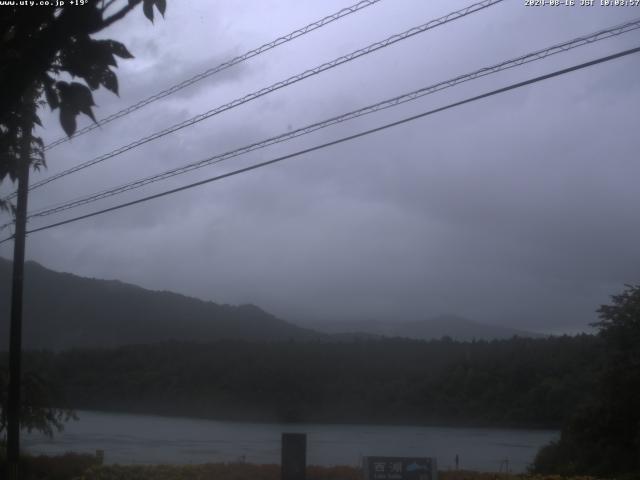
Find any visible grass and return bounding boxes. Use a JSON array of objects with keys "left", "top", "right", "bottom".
[
  {"left": 72, "top": 463, "right": 604, "bottom": 480},
  {"left": 0, "top": 451, "right": 102, "bottom": 480},
  {"left": 0, "top": 450, "right": 609, "bottom": 480}
]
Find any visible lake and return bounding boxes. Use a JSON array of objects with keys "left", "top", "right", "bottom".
[{"left": 23, "top": 411, "right": 558, "bottom": 473}]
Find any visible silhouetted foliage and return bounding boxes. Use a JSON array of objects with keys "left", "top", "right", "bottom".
[
  {"left": 532, "top": 285, "right": 640, "bottom": 477},
  {"left": 0, "top": 365, "right": 75, "bottom": 438},
  {"left": 0, "top": 1, "right": 167, "bottom": 458},
  {"left": 0, "top": 0, "right": 166, "bottom": 210}
]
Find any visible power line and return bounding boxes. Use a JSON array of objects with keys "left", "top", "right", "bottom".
[
  {"left": 43, "top": 0, "right": 384, "bottom": 151},
  {"left": 15, "top": 17, "right": 640, "bottom": 225},
  {"left": 1, "top": 44, "right": 636, "bottom": 245},
  {"left": 5, "top": 0, "right": 503, "bottom": 201}
]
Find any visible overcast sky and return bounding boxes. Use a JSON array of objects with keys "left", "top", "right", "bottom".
[{"left": 1, "top": 0, "right": 639, "bottom": 333}]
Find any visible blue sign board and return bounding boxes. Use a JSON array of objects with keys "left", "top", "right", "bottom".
[{"left": 363, "top": 456, "right": 437, "bottom": 480}]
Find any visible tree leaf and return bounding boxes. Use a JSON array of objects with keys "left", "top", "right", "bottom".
[
  {"left": 61, "top": 37, "right": 118, "bottom": 84},
  {"left": 44, "top": 82, "right": 59, "bottom": 110},
  {"left": 68, "top": 82, "right": 96, "bottom": 106},
  {"left": 107, "top": 40, "right": 134, "bottom": 59},
  {"left": 59, "top": 106, "right": 77, "bottom": 137},
  {"left": 143, "top": 0, "right": 154, "bottom": 22},
  {"left": 94, "top": 40, "right": 118, "bottom": 67},
  {"left": 77, "top": 103, "right": 97, "bottom": 124},
  {"left": 42, "top": 75, "right": 59, "bottom": 110},
  {"left": 83, "top": 69, "right": 103, "bottom": 90},
  {"left": 101, "top": 69, "right": 119, "bottom": 96},
  {"left": 155, "top": 0, "right": 166, "bottom": 17},
  {"left": 58, "top": 81, "right": 98, "bottom": 126},
  {"left": 55, "top": 81, "right": 74, "bottom": 110}
]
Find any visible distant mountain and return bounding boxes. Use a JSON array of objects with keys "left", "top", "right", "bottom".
[
  {"left": 0, "top": 258, "right": 321, "bottom": 350},
  {"left": 303, "top": 314, "right": 542, "bottom": 341}
]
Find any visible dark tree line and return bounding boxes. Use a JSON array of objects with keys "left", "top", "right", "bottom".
[{"left": 3, "top": 334, "right": 601, "bottom": 429}]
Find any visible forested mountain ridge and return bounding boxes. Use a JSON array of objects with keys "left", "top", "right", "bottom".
[
  {"left": 1, "top": 257, "right": 543, "bottom": 350},
  {"left": 0, "top": 258, "right": 321, "bottom": 349}
]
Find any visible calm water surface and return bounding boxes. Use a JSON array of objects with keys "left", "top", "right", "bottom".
[{"left": 23, "top": 411, "right": 558, "bottom": 473}]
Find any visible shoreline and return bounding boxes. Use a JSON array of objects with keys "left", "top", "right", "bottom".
[
  {"left": 23, "top": 410, "right": 558, "bottom": 473},
  {"left": 60, "top": 408, "right": 562, "bottom": 432}
]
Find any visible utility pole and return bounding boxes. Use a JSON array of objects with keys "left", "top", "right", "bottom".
[{"left": 6, "top": 112, "right": 32, "bottom": 480}]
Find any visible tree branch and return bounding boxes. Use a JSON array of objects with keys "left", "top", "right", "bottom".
[
  {"left": 101, "top": 0, "right": 142, "bottom": 29},
  {"left": 100, "top": 0, "right": 119, "bottom": 15}
]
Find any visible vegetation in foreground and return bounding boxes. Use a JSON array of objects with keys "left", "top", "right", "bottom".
[
  {"left": 0, "top": 455, "right": 608, "bottom": 480},
  {"left": 0, "top": 450, "right": 101, "bottom": 480},
  {"left": 73, "top": 463, "right": 607, "bottom": 480},
  {"left": 531, "top": 285, "right": 640, "bottom": 477}
]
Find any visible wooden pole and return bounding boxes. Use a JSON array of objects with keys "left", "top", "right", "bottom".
[{"left": 6, "top": 116, "right": 32, "bottom": 480}]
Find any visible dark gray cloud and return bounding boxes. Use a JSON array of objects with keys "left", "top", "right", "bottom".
[{"left": 2, "top": 0, "right": 639, "bottom": 334}]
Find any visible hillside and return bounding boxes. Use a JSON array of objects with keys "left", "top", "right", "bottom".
[
  {"left": 0, "top": 258, "right": 320, "bottom": 350},
  {"left": 1, "top": 258, "right": 542, "bottom": 350}
]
